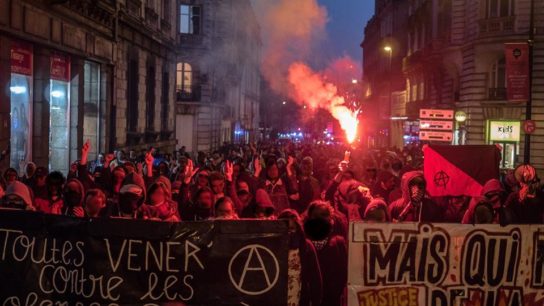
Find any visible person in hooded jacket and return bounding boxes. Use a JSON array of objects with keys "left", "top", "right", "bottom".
[
  {"left": 504, "top": 164, "right": 544, "bottom": 224},
  {"left": 21, "top": 162, "right": 36, "bottom": 186},
  {"left": 278, "top": 209, "right": 323, "bottom": 306},
  {"left": 29, "top": 167, "right": 48, "bottom": 199},
  {"left": 35, "top": 171, "right": 65, "bottom": 215},
  {"left": 1, "top": 181, "right": 35, "bottom": 211},
  {"left": 241, "top": 188, "right": 276, "bottom": 219},
  {"left": 140, "top": 181, "right": 180, "bottom": 222},
  {"left": 258, "top": 156, "right": 298, "bottom": 214},
  {"left": 62, "top": 178, "right": 85, "bottom": 217},
  {"left": 389, "top": 171, "right": 443, "bottom": 222},
  {"left": 462, "top": 179, "right": 510, "bottom": 225},
  {"left": 303, "top": 201, "right": 347, "bottom": 306},
  {"left": 363, "top": 198, "right": 390, "bottom": 222}
]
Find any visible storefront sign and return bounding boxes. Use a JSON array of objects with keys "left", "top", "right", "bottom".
[
  {"left": 419, "top": 120, "right": 453, "bottom": 131},
  {"left": 488, "top": 120, "right": 521, "bottom": 142},
  {"left": 419, "top": 109, "right": 454, "bottom": 120},
  {"left": 419, "top": 131, "right": 453, "bottom": 142},
  {"left": 0, "top": 211, "right": 288, "bottom": 305},
  {"left": 348, "top": 222, "right": 544, "bottom": 306},
  {"left": 505, "top": 43, "right": 529, "bottom": 102},
  {"left": 50, "top": 53, "right": 71, "bottom": 82},
  {"left": 10, "top": 41, "right": 33, "bottom": 76}
]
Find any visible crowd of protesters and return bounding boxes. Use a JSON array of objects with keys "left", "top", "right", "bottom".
[{"left": 0, "top": 140, "right": 543, "bottom": 306}]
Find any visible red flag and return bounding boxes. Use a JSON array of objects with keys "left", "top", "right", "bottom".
[
  {"left": 505, "top": 43, "right": 529, "bottom": 102},
  {"left": 424, "top": 145, "right": 501, "bottom": 197}
]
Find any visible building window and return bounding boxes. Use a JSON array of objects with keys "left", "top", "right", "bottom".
[
  {"left": 180, "top": 4, "right": 201, "bottom": 34},
  {"left": 161, "top": 71, "right": 169, "bottom": 131},
  {"left": 489, "top": 57, "right": 506, "bottom": 100},
  {"left": 83, "top": 61, "right": 106, "bottom": 163},
  {"left": 176, "top": 62, "right": 192, "bottom": 98},
  {"left": 127, "top": 59, "right": 139, "bottom": 132},
  {"left": 486, "top": 0, "right": 514, "bottom": 18},
  {"left": 146, "top": 65, "right": 156, "bottom": 131}
]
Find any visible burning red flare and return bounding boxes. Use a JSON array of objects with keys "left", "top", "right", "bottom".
[{"left": 288, "top": 62, "right": 360, "bottom": 143}]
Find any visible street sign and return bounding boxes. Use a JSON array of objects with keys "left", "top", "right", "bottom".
[
  {"left": 419, "top": 131, "right": 453, "bottom": 142},
  {"left": 419, "top": 120, "right": 454, "bottom": 131},
  {"left": 420, "top": 109, "right": 454, "bottom": 120},
  {"left": 524, "top": 120, "right": 536, "bottom": 134}
]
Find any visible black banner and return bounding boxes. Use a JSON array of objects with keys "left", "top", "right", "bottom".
[{"left": 0, "top": 210, "right": 288, "bottom": 306}]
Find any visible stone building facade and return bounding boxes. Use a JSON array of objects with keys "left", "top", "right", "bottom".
[
  {"left": 361, "top": 0, "right": 409, "bottom": 148},
  {"left": 175, "top": 0, "right": 261, "bottom": 153},
  {"left": 0, "top": 0, "right": 177, "bottom": 174},
  {"left": 364, "top": 0, "right": 544, "bottom": 173}
]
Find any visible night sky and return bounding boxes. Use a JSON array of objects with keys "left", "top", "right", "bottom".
[{"left": 318, "top": 0, "right": 375, "bottom": 63}]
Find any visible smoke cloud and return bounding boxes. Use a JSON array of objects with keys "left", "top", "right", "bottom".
[{"left": 254, "top": 0, "right": 361, "bottom": 142}]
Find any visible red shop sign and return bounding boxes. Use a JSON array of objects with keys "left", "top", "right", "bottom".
[
  {"left": 50, "top": 53, "right": 71, "bottom": 82},
  {"left": 10, "top": 41, "right": 33, "bottom": 76},
  {"left": 505, "top": 43, "right": 529, "bottom": 103}
]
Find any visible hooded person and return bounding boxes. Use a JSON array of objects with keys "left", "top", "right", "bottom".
[
  {"left": 504, "top": 164, "right": 544, "bottom": 224},
  {"left": 462, "top": 179, "right": 509, "bottom": 224},
  {"left": 30, "top": 166, "right": 48, "bottom": 199},
  {"left": 258, "top": 157, "right": 297, "bottom": 214},
  {"left": 303, "top": 201, "right": 347, "bottom": 306},
  {"left": 62, "top": 178, "right": 85, "bottom": 217},
  {"left": 21, "top": 162, "right": 36, "bottom": 186},
  {"left": 35, "top": 171, "right": 65, "bottom": 215},
  {"left": 363, "top": 198, "right": 390, "bottom": 222},
  {"left": 278, "top": 209, "right": 323, "bottom": 306},
  {"left": 241, "top": 188, "right": 276, "bottom": 219},
  {"left": 181, "top": 187, "right": 215, "bottom": 221},
  {"left": 1, "top": 181, "right": 35, "bottom": 211},
  {"left": 388, "top": 171, "right": 443, "bottom": 222},
  {"left": 333, "top": 179, "right": 372, "bottom": 222},
  {"left": 140, "top": 181, "right": 180, "bottom": 222}
]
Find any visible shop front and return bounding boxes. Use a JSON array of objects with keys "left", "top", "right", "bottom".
[
  {"left": 486, "top": 120, "right": 520, "bottom": 169},
  {"left": 2, "top": 37, "right": 110, "bottom": 175}
]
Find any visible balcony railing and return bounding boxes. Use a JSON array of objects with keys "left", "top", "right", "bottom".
[
  {"left": 176, "top": 85, "right": 201, "bottom": 102},
  {"left": 479, "top": 17, "right": 515, "bottom": 37},
  {"left": 488, "top": 87, "right": 507, "bottom": 100}
]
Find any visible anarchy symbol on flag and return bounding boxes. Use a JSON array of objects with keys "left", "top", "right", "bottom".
[{"left": 434, "top": 171, "right": 450, "bottom": 188}]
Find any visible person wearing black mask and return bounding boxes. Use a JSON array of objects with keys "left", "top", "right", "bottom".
[
  {"left": 303, "top": 201, "right": 347, "bottom": 306},
  {"left": 35, "top": 171, "right": 65, "bottom": 215},
  {"left": 62, "top": 178, "right": 85, "bottom": 217},
  {"left": 389, "top": 171, "right": 443, "bottom": 222}
]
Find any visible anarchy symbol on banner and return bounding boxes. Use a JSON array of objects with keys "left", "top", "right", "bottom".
[
  {"left": 228, "top": 244, "right": 280, "bottom": 296},
  {"left": 434, "top": 171, "right": 450, "bottom": 188}
]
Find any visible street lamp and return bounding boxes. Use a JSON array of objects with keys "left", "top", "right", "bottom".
[{"left": 383, "top": 46, "right": 393, "bottom": 147}]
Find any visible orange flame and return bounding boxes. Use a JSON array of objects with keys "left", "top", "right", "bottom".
[{"left": 288, "top": 62, "right": 360, "bottom": 143}]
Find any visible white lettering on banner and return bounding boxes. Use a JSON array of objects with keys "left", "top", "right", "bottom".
[
  {"left": 348, "top": 223, "right": 544, "bottom": 306},
  {"left": 0, "top": 229, "right": 84, "bottom": 267},
  {"left": 229, "top": 244, "right": 279, "bottom": 296},
  {"left": 104, "top": 239, "right": 204, "bottom": 274}
]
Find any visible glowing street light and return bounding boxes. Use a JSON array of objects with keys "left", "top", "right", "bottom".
[
  {"left": 352, "top": 79, "right": 358, "bottom": 84},
  {"left": 282, "top": 101, "right": 287, "bottom": 105},
  {"left": 384, "top": 46, "right": 392, "bottom": 52}
]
